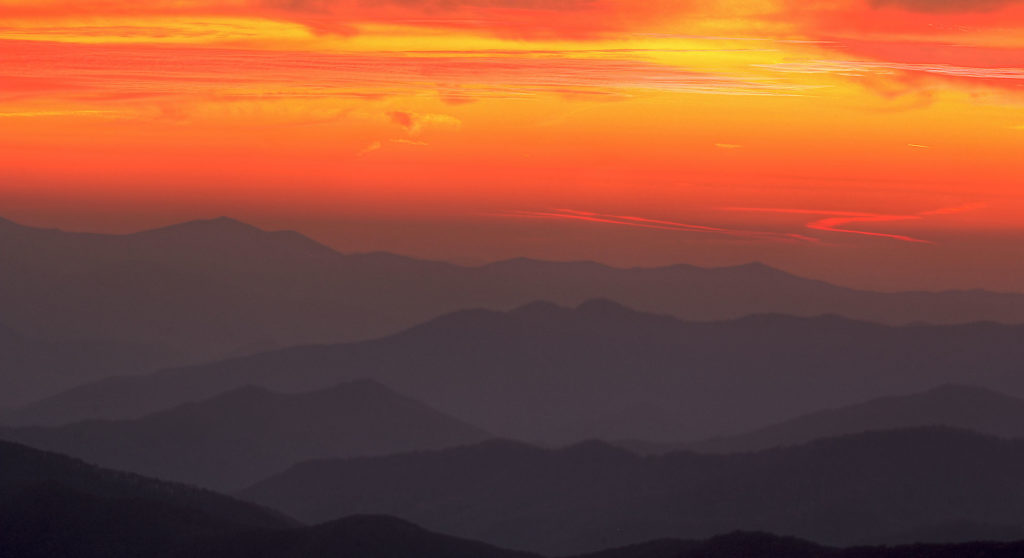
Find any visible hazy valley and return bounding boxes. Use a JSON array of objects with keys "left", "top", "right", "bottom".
[{"left": 3, "top": 217, "right": 1024, "bottom": 558}]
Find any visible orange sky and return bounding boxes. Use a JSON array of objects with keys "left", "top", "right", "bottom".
[{"left": 1, "top": 0, "right": 1023, "bottom": 291}]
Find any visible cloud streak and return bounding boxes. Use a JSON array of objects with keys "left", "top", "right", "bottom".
[
  {"left": 356, "top": 140, "right": 382, "bottom": 156},
  {"left": 761, "top": 60, "right": 1024, "bottom": 81},
  {"left": 389, "top": 111, "right": 462, "bottom": 135},
  {"left": 0, "top": 0, "right": 683, "bottom": 40},
  {"left": 497, "top": 208, "right": 820, "bottom": 243},
  {"left": 724, "top": 204, "right": 988, "bottom": 244},
  {"left": 0, "top": 109, "right": 120, "bottom": 118},
  {"left": 0, "top": 39, "right": 809, "bottom": 111}
]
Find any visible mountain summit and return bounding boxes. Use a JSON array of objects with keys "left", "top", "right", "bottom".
[{"left": 2, "top": 380, "right": 488, "bottom": 490}]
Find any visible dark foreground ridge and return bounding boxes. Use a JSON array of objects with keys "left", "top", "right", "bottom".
[
  {"left": 6, "top": 498, "right": 1024, "bottom": 558},
  {"left": 574, "top": 532, "right": 1024, "bottom": 558},
  {"left": 0, "top": 438, "right": 291, "bottom": 558},
  {"left": 4, "top": 436, "right": 1024, "bottom": 558}
]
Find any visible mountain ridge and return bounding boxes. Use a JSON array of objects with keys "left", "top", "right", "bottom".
[
  {"left": 688, "top": 384, "right": 1024, "bottom": 454},
  {"left": 4, "top": 214, "right": 1024, "bottom": 295},
  {"left": 0, "top": 438, "right": 290, "bottom": 530},
  {"left": 239, "top": 427, "right": 1024, "bottom": 554},
  {"left": 1, "top": 380, "right": 489, "bottom": 490},
  {"left": 11, "top": 300, "right": 1024, "bottom": 445},
  {"left": 7, "top": 214, "right": 1024, "bottom": 410},
  {"left": 6, "top": 432, "right": 1024, "bottom": 557}
]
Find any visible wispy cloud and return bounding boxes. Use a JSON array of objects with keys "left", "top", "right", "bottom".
[
  {"left": 356, "top": 140, "right": 382, "bottom": 156},
  {"left": 0, "top": 0, "right": 695, "bottom": 41},
  {"left": 919, "top": 202, "right": 989, "bottom": 215},
  {"left": 759, "top": 59, "right": 1024, "bottom": 95},
  {"left": 0, "top": 109, "right": 120, "bottom": 117},
  {"left": 388, "top": 111, "right": 461, "bottom": 135},
  {"left": 496, "top": 208, "right": 819, "bottom": 243},
  {"left": 762, "top": 60, "right": 1024, "bottom": 81},
  {"left": 724, "top": 203, "right": 988, "bottom": 243},
  {"left": 390, "top": 138, "right": 430, "bottom": 146},
  {"left": 1, "top": 39, "right": 812, "bottom": 115}
]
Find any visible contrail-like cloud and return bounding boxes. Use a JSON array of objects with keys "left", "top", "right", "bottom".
[
  {"left": 724, "top": 203, "right": 988, "bottom": 243},
  {"left": 496, "top": 208, "right": 819, "bottom": 243}
]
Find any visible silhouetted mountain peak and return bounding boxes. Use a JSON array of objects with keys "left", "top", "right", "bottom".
[
  {"left": 136, "top": 217, "right": 290, "bottom": 243},
  {"left": 315, "top": 514, "right": 428, "bottom": 534},
  {"left": 691, "top": 384, "right": 1024, "bottom": 455},
  {"left": 484, "top": 256, "right": 546, "bottom": 267},
  {"left": 899, "top": 383, "right": 1024, "bottom": 413},
  {"left": 140, "top": 216, "right": 336, "bottom": 242},
  {"left": 0, "top": 215, "right": 59, "bottom": 234},
  {"left": 495, "top": 256, "right": 607, "bottom": 266},
  {"left": 456, "top": 438, "right": 545, "bottom": 458},
  {"left": 923, "top": 383, "right": 1003, "bottom": 399},
  {"left": 800, "top": 425, "right": 996, "bottom": 451},
  {"left": 323, "top": 377, "right": 390, "bottom": 393},
  {"left": 0, "top": 439, "right": 291, "bottom": 529},
  {"left": 575, "top": 298, "right": 639, "bottom": 317},
  {"left": 128, "top": 216, "right": 340, "bottom": 260},
  {"left": 510, "top": 300, "right": 568, "bottom": 317},
  {"left": 3, "top": 378, "right": 491, "bottom": 491},
  {"left": 166, "top": 379, "right": 426, "bottom": 416},
  {"left": 696, "top": 531, "right": 826, "bottom": 557},
  {"left": 719, "top": 261, "right": 804, "bottom": 279},
  {"left": 300, "top": 379, "right": 418, "bottom": 405},
  {"left": 560, "top": 439, "right": 636, "bottom": 461},
  {"left": 731, "top": 312, "right": 873, "bottom": 329},
  {"left": 149, "top": 216, "right": 261, "bottom": 235},
  {"left": 728, "top": 261, "right": 774, "bottom": 272},
  {"left": 509, "top": 299, "right": 654, "bottom": 323},
  {"left": 207, "top": 384, "right": 277, "bottom": 401}
]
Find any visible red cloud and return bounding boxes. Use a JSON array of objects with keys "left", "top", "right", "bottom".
[
  {"left": 724, "top": 204, "right": 988, "bottom": 244},
  {"left": 388, "top": 111, "right": 415, "bottom": 130},
  {"left": 498, "top": 209, "right": 819, "bottom": 244}
]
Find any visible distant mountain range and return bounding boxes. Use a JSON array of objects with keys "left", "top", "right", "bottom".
[
  {"left": 0, "top": 380, "right": 488, "bottom": 490},
  {"left": 6, "top": 215, "right": 1024, "bottom": 407},
  {"left": 240, "top": 428, "right": 1024, "bottom": 555},
  {"left": 12, "top": 301, "right": 1024, "bottom": 444}
]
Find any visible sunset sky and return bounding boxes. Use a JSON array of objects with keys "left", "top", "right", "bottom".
[{"left": 1, "top": 0, "right": 1022, "bottom": 291}]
